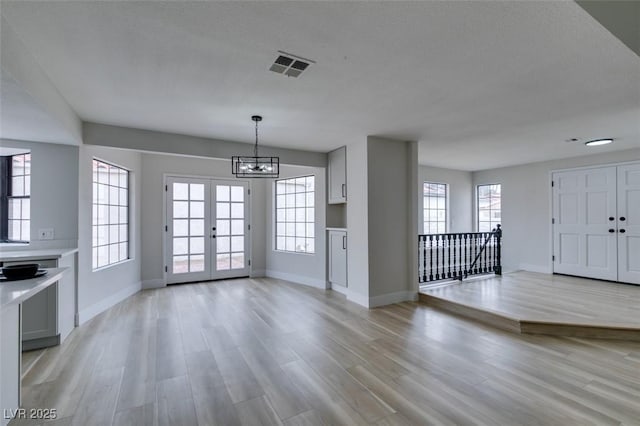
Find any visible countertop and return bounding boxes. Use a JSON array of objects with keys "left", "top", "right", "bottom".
[
  {"left": 0, "top": 248, "right": 78, "bottom": 262},
  {"left": 326, "top": 227, "right": 347, "bottom": 231},
  {"left": 0, "top": 268, "right": 66, "bottom": 309}
]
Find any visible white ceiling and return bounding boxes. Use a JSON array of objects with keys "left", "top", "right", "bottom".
[{"left": 1, "top": 1, "right": 638, "bottom": 170}]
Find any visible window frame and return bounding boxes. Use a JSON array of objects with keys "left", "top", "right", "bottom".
[
  {"left": 92, "top": 158, "right": 131, "bottom": 270},
  {"left": 274, "top": 175, "right": 315, "bottom": 254},
  {"left": 477, "top": 183, "right": 501, "bottom": 232},
  {"left": 1, "top": 153, "right": 31, "bottom": 243},
  {"left": 422, "top": 181, "right": 448, "bottom": 234}
]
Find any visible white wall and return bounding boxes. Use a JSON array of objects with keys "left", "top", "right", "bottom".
[
  {"left": 0, "top": 17, "right": 82, "bottom": 144},
  {"left": 0, "top": 139, "right": 78, "bottom": 250},
  {"left": 265, "top": 164, "right": 327, "bottom": 289},
  {"left": 472, "top": 148, "right": 640, "bottom": 273},
  {"left": 418, "top": 165, "right": 473, "bottom": 233},
  {"left": 139, "top": 153, "right": 268, "bottom": 287},
  {"left": 77, "top": 145, "right": 142, "bottom": 323}
]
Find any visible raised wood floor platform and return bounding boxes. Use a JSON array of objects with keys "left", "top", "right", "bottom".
[{"left": 419, "top": 271, "right": 640, "bottom": 341}]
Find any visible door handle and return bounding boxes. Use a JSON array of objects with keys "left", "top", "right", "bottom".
[
  {"left": 608, "top": 229, "right": 615, "bottom": 233},
  {"left": 609, "top": 217, "right": 615, "bottom": 221},
  {"left": 341, "top": 184, "right": 346, "bottom": 198},
  {"left": 620, "top": 217, "right": 626, "bottom": 221},
  {"left": 619, "top": 229, "right": 626, "bottom": 233},
  {"left": 342, "top": 235, "right": 347, "bottom": 250}
]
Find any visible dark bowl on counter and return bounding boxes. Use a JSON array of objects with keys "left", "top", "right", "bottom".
[{"left": 2, "top": 264, "right": 40, "bottom": 280}]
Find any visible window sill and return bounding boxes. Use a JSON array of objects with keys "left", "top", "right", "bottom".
[
  {"left": 92, "top": 258, "right": 133, "bottom": 272},
  {"left": 0, "top": 242, "right": 30, "bottom": 248}
]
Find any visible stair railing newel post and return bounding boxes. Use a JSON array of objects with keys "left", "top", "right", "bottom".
[{"left": 494, "top": 224, "right": 502, "bottom": 275}]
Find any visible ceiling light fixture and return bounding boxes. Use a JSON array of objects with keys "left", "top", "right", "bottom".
[
  {"left": 584, "top": 138, "right": 613, "bottom": 147},
  {"left": 231, "top": 115, "right": 280, "bottom": 178}
]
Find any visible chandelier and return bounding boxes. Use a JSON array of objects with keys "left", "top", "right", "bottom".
[{"left": 231, "top": 115, "right": 280, "bottom": 178}]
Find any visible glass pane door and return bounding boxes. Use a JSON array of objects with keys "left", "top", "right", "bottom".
[
  {"left": 212, "top": 181, "right": 249, "bottom": 279},
  {"left": 165, "top": 177, "right": 250, "bottom": 284},
  {"left": 166, "top": 177, "right": 211, "bottom": 284}
]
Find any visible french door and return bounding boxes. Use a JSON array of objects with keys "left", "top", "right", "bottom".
[
  {"left": 165, "top": 177, "right": 250, "bottom": 284},
  {"left": 552, "top": 163, "right": 640, "bottom": 284}
]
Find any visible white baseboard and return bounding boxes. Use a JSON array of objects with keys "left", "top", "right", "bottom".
[
  {"left": 265, "top": 270, "right": 328, "bottom": 289},
  {"left": 347, "top": 290, "right": 370, "bottom": 308},
  {"left": 330, "top": 283, "right": 348, "bottom": 295},
  {"left": 519, "top": 263, "right": 552, "bottom": 274},
  {"left": 142, "top": 278, "right": 165, "bottom": 289},
  {"left": 78, "top": 281, "right": 141, "bottom": 325},
  {"left": 369, "top": 290, "right": 417, "bottom": 308},
  {"left": 250, "top": 269, "right": 266, "bottom": 278}
]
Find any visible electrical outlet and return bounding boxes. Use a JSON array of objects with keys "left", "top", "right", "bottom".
[{"left": 38, "top": 228, "right": 54, "bottom": 240}]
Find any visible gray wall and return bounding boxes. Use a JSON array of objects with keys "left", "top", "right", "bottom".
[
  {"left": 77, "top": 145, "right": 142, "bottom": 323},
  {"left": 265, "top": 164, "right": 327, "bottom": 288},
  {"left": 345, "top": 140, "right": 370, "bottom": 306},
  {"left": 139, "top": 153, "right": 268, "bottom": 287},
  {"left": 418, "top": 165, "right": 473, "bottom": 233},
  {"left": 472, "top": 148, "right": 640, "bottom": 273},
  {"left": 0, "top": 139, "right": 78, "bottom": 250},
  {"left": 367, "top": 137, "right": 417, "bottom": 302},
  {"left": 85, "top": 122, "right": 327, "bottom": 168}
]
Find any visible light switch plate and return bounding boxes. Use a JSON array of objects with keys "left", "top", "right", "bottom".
[{"left": 38, "top": 228, "right": 54, "bottom": 240}]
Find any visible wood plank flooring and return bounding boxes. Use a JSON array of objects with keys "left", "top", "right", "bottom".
[
  {"left": 12, "top": 276, "right": 640, "bottom": 425},
  {"left": 421, "top": 271, "right": 640, "bottom": 327}
]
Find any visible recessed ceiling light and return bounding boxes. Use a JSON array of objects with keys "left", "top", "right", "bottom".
[{"left": 584, "top": 138, "right": 613, "bottom": 147}]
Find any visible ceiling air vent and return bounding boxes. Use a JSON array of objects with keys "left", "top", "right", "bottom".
[{"left": 269, "top": 51, "right": 315, "bottom": 78}]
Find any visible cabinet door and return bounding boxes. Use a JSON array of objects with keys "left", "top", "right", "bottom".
[
  {"left": 329, "top": 231, "right": 347, "bottom": 287},
  {"left": 328, "top": 147, "right": 346, "bottom": 204}
]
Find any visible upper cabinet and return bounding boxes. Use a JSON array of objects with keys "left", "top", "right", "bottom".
[{"left": 328, "top": 146, "right": 346, "bottom": 204}]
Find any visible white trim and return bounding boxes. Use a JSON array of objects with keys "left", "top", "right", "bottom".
[
  {"left": 347, "top": 290, "right": 370, "bottom": 308},
  {"left": 265, "top": 269, "right": 328, "bottom": 289},
  {"left": 369, "top": 290, "right": 417, "bottom": 308},
  {"left": 330, "top": 283, "right": 348, "bottom": 295},
  {"left": 519, "top": 263, "right": 552, "bottom": 274},
  {"left": 141, "top": 278, "right": 165, "bottom": 289},
  {"left": 550, "top": 159, "right": 640, "bottom": 174},
  {"left": 77, "top": 281, "right": 140, "bottom": 324}
]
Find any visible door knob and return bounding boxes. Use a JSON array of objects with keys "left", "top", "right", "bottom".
[
  {"left": 608, "top": 229, "right": 615, "bottom": 233},
  {"left": 619, "top": 229, "right": 626, "bottom": 233},
  {"left": 620, "top": 217, "right": 626, "bottom": 221},
  {"left": 609, "top": 217, "right": 615, "bottom": 221}
]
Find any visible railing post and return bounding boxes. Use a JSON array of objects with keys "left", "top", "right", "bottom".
[{"left": 494, "top": 224, "right": 502, "bottom": 275}]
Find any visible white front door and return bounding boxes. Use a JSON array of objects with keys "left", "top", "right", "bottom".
[
  {"left": 617, "top": 164, "right": 640, "bottom": 285},
  {"left": 552, "top": 167, "right": 618, "bottom": 281},
  {"left": 166, "top": 177, "right": 250, "bottom": 284}
]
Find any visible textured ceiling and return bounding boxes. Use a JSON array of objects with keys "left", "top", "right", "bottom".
[{"left": 1, "top": 1, "right": 638, "bottom": 170}]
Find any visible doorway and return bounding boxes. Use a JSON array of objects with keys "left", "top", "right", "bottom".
[
  {"left": 165, "top": 176, "right": 250, "bottom": 284},
  {"left": 552, "top": 163, "right": 640, "bottom": 285}
]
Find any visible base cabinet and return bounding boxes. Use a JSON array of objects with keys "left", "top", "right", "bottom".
[{"left": 328, "top": 230, "right": 347, "bottom": 287}]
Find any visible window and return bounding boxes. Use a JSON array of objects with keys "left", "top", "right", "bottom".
[
  {"left": 275, "top": 176, "right": 315, "bottom": 253},
  {"left": 1, "top": 153, "right": 31, "bottom": 243},
  {"left": 423, "top": 182, "right": 447, "bottom": 234},
  {"left": 478, "top": 184, "right": 501, "bottom": 232},
  {"left": 92, "top": 159, "right": 129, "bottom": 269}
]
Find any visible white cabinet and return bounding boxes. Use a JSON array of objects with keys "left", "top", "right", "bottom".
[
  {"left": 0, "top": 250, "right": 77, "bottom": 350},
  {"left": 328, "top": 230, "right": 347, "bottom": 287},
  {"left": 328, "top": 147, "right": 347, "bottom": 204}
]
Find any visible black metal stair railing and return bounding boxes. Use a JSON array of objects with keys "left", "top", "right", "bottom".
[{"left": 418, "top": 225, "right": 501, "bottom": 284}]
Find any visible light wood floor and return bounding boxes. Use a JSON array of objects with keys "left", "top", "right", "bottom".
[
  {"left": 13, "top": 277, "right": 640, "bottom": 426},
  {"left": 421, "top": 271, "right": 640, "bottom": 327}
]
